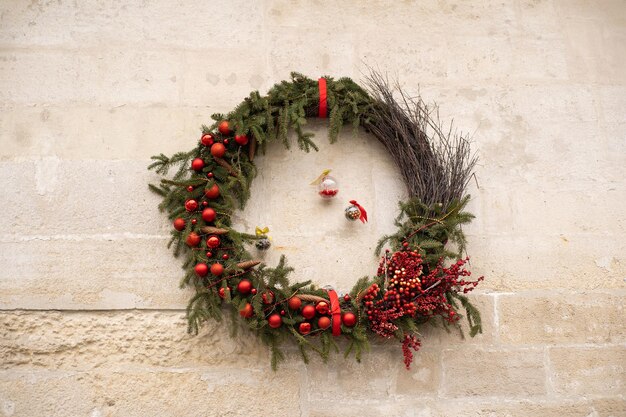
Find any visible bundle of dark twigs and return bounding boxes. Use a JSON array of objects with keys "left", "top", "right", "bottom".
[{"left": 364, "top": 71, "right": 478, "bottom": 211}]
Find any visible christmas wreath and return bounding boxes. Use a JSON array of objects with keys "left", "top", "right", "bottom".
[{"left": 148, "top": 72, "right": 483, "bottom": 370}]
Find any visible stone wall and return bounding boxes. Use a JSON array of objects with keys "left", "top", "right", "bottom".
[{"left": 1, "top": 1, "right": 624, "bottom": 416}]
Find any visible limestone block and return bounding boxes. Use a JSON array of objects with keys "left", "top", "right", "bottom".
[
  {"left": 498, "top": 292, "right": 626, "bottom": 345},
  {"left": 441, "top": 347, "right": 546, "bottom": 398},
  {"left": 549, "top": 346, "right": 626, "bottom": 396}
]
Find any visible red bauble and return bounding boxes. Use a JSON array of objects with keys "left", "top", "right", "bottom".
[
  {"left": 186, "top": 232, "right": 201, "bottom": 247},
  {"left": 316, "top": 301, "right": 329, "bottom": 315},
  {"left": 210, "top": 143, "right": 226, "bottom": 158},
  {"left": 218, "top": 287, "right": 229, "bottom": 299},
  {"left": 194, "top": 263, "right": 209, "bottom": 277},
  {"left": 261, "top": 291, "right": 275, "bottom": 305},
  {"left": 298, "top": 322, "right": 311, "bottom": 335},
  {"left": 207, "top": 172, "right": 214, "bottom": 178},
  {"left": 191, "top": 219, "right": 197, "bottom": 225},
  {"left": 223, "top": 139, "right": 229, "bottom": 145},
  {"left": 186, "top": 185, "right": 194, "bottom": 192},
  {"left": 222, "top": 254, "right": 229, "bottom": 260},
  {"left": 288, "top": 296, "right": 302, "bottom": 310},
  {"left": 201, "top": 134, "right": 214, "bottom": 146},
  {"left": 342, "top": 312, "right": 357, "bottom": 327},
  {"left": 234, "top": 134, "right": 249, "bottom": 146},
  {"left": 191, "top": 158, "right": 205, "bottom": 171},
  {"left": 318, "top": 316, "right": 331, "bottom": 330},
  {"left": 206, "top": 235, "right": 220, "bottom": 249},
  {"left": 210, "top": 263, "right": 224, "bottom": 276},
  {"left": 237, "top": 279, "right": 252, "bottom": 295},
  {"left": 185, "top": 199, "right": 199, "bottom": 212},
  {"left": 343, "top": 294, "right": 351, "bottom": 302},
  {"left": 202, "top": 208, "right": 216, "bottom": 222},
  {"left": 205, "top": 184, "right": 220, "bottom": 199},
  {"left": 218, "top": 120, "right": 231, "bottom": 135},
  {"left": 267, "top": 314, "right": 282, "bottom": 329},
  {"left": 173, "top": 218, "right": 185, "bottom": 231},
  {"left": 206, "top": 251, "right": 213, "bottom": 257},
  {"left": 251, "top": 288, "right": 257, "bottom": 295},
  {"left": 240, "top": 303, "right": 253, "bottom": 318},
  {"left": 301, "top": 305, "right": 316, "bottom": 319}
]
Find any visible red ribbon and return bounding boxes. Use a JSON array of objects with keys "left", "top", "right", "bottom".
[
  {"left": 318, "top": 77, "right": 328, "bottom": 118},
  {"left": 325, "top": 289, "right": 342, "bottom": 336},
  {"left": 349, "top": 200, "right": 368, "bottom": 223}
]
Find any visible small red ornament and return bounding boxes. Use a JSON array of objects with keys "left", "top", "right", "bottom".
[
  {"left": 218, "top": 120, "right": 231, "bottom": 135},
  {"left": 191, "top": 219, "right": 197, "bottom": 225},
  {"left": 207, "top": 172, "right": 214, "bottom": 178},
  {"left": 299, "top": 322, "right": 311, "bottom": 335},
  {"left": 206, "top": 251, "right": 213, "bottom": 257},
  {"left": 240, "top": 303, "right": 253, "bottom": 318},
  {"left": 201, "top": 134, "right": 214, "bottom": 146},
  {"left": 288, "top": 296, "right": 302, "bottom": 310},
  {"left": 186, "top": 185, "right": 194, "bottom": 192},
  {"left": 237, "top": 279, "right": 252, "bottom": 295},
  {"left": 267, "top": 314, "right": 282, "bottom": 329},
  {"left": 202, "top": 201, "right": 208, "bottom": 207},
  {"left": 202, "top": 208, "right": 216, "bottom": 222},
  {"left": 222, "top": 254, "right": 229, "bottom": 260},
  {"left": 251, "top": 288, "right": 257, "bottom": 295},
  {"left": 185, "top": 199, "right": 199, "bottom": 212},
  {"left": 343, "top": 294, "right": 351, "bottom": 302},
  {"left": 280, "top": 310, "right": 286, "bottom": 316},
  {"left": 173, "top": 218, "right": 185, "bottom": 231},
  {"left": 261, "top": 291, "right": 275, "bottom": 305},
  {"left": 206, "top": 235, "right": 220, "bottom": 248},
  {"left": 205, "top": 184, "right": 220, "bottom": 199},
  {"left": 186, "top": 232, "right": 201, "bottom": 247},
  {"left": 316, "top": 301, "right": 329, "bottom": 315},
  {"left": 235, "top": 134, "right": 249, "bottom": 146},
  {"left": 191, "top": 158, "right": 205, "bottom": 171},
  {"left": 318, "top": 316, "right": 331, "bottom": 330},
  {"left": 223, "top": 139, "right": 229, "bottom": 145},
  {"left": 194, "top": 263, "right": 209, "bottom": 277},
  {"left": 301, "top": 305, "right": 316, "bottom": 319},
  {"left": 218, "top": 287, "right": 230, "bottom": 299},
  {"left": 211, "top": 143, "right": 226, "bottom": 158},
  {"left": 342, "top": 312, "right": 357, "bottom": 327},
  {"left": 210, "top": 263, "right": 224, "bottom": 276}
]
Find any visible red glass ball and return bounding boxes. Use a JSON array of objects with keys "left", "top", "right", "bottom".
[
  {"left": 211, "top": 143, "right": 226, "bottom": 158},
  {"left": 210, "top": 263, "right": 224, "bottom": 276},
  {"left": 301, "top": 305, "right": 316, "bottom": 319},
  {"left": 342, "top": 312, "right": 357, "bottom": 327},
  {"left": 316, "top": 301, "right": 329, "bottom": 315},
  {"left": 318, "top": 316, "right": 331, "bottom": 330},
  {"left": 298, "top": 322, "right": 311, "bottom": 335},
  {"left": 185, "top": 232, "right": 201, "bottom": 247},
  {"left": 288, "top": 297, "right": 302, "bottom": 310},
  {"left": 206, "top": 235, "right": 220, "bottom": 249},
  {"left": 239, "top": 303, "right": 253, "bottom": 318},
  {"left": 201, "top": 208, "right": 216, "bottom": 222},
  {"left": 205, "top": 184, "right": 220, "bottom": 199},
  {"left": 191, "top": 158, "right": 204, "bottom": 171},
  {"left": 218, "top": 120, "right": 231, "bottom": 135},
  {"left": 185, "top": 199, "right": 198, "bottom": 212},
  {"left": 194, "top": 263, "right": 208, "bottom": 277},
  {"left": 237, "top": 279, "right": 252, "bottom": 295},
  {"left": 173, "top": 218, "right": 185, "bottom": 231},
  {"left": 267, "top": 314, "right": 282, "bottom": 329},
  {"left": 201, "top": 134, "right": 214, "bottom": 146},
  {"left": 235, "top": 134, "right": 249, "bottom": 146}
]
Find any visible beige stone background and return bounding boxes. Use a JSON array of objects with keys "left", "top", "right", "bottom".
[{"left": 1, "top": 1, "right": 625, "bottom": 416}]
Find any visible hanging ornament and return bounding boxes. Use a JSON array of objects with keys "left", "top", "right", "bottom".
[
  {"left": 261, "top": 290, "right": 275, "bottom": 304},
  {"left": 315, "top": 301, "right": 329, "bottom": 315},
  {"left": 254, "top": 226, "right": 271, "bottom": 250},
  {"left": 345, "top": 200, "right": 368, "bottom": 223},
  {"left": 310, "top": 169, "right": 339, "bottom": 199},
  {"left": 185, "top": 199, "right": 199, "bottom": 212}
]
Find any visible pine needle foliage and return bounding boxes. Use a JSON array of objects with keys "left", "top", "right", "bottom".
[{"left": 148, "top": 71, "right": 482, "bottom": 370}]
